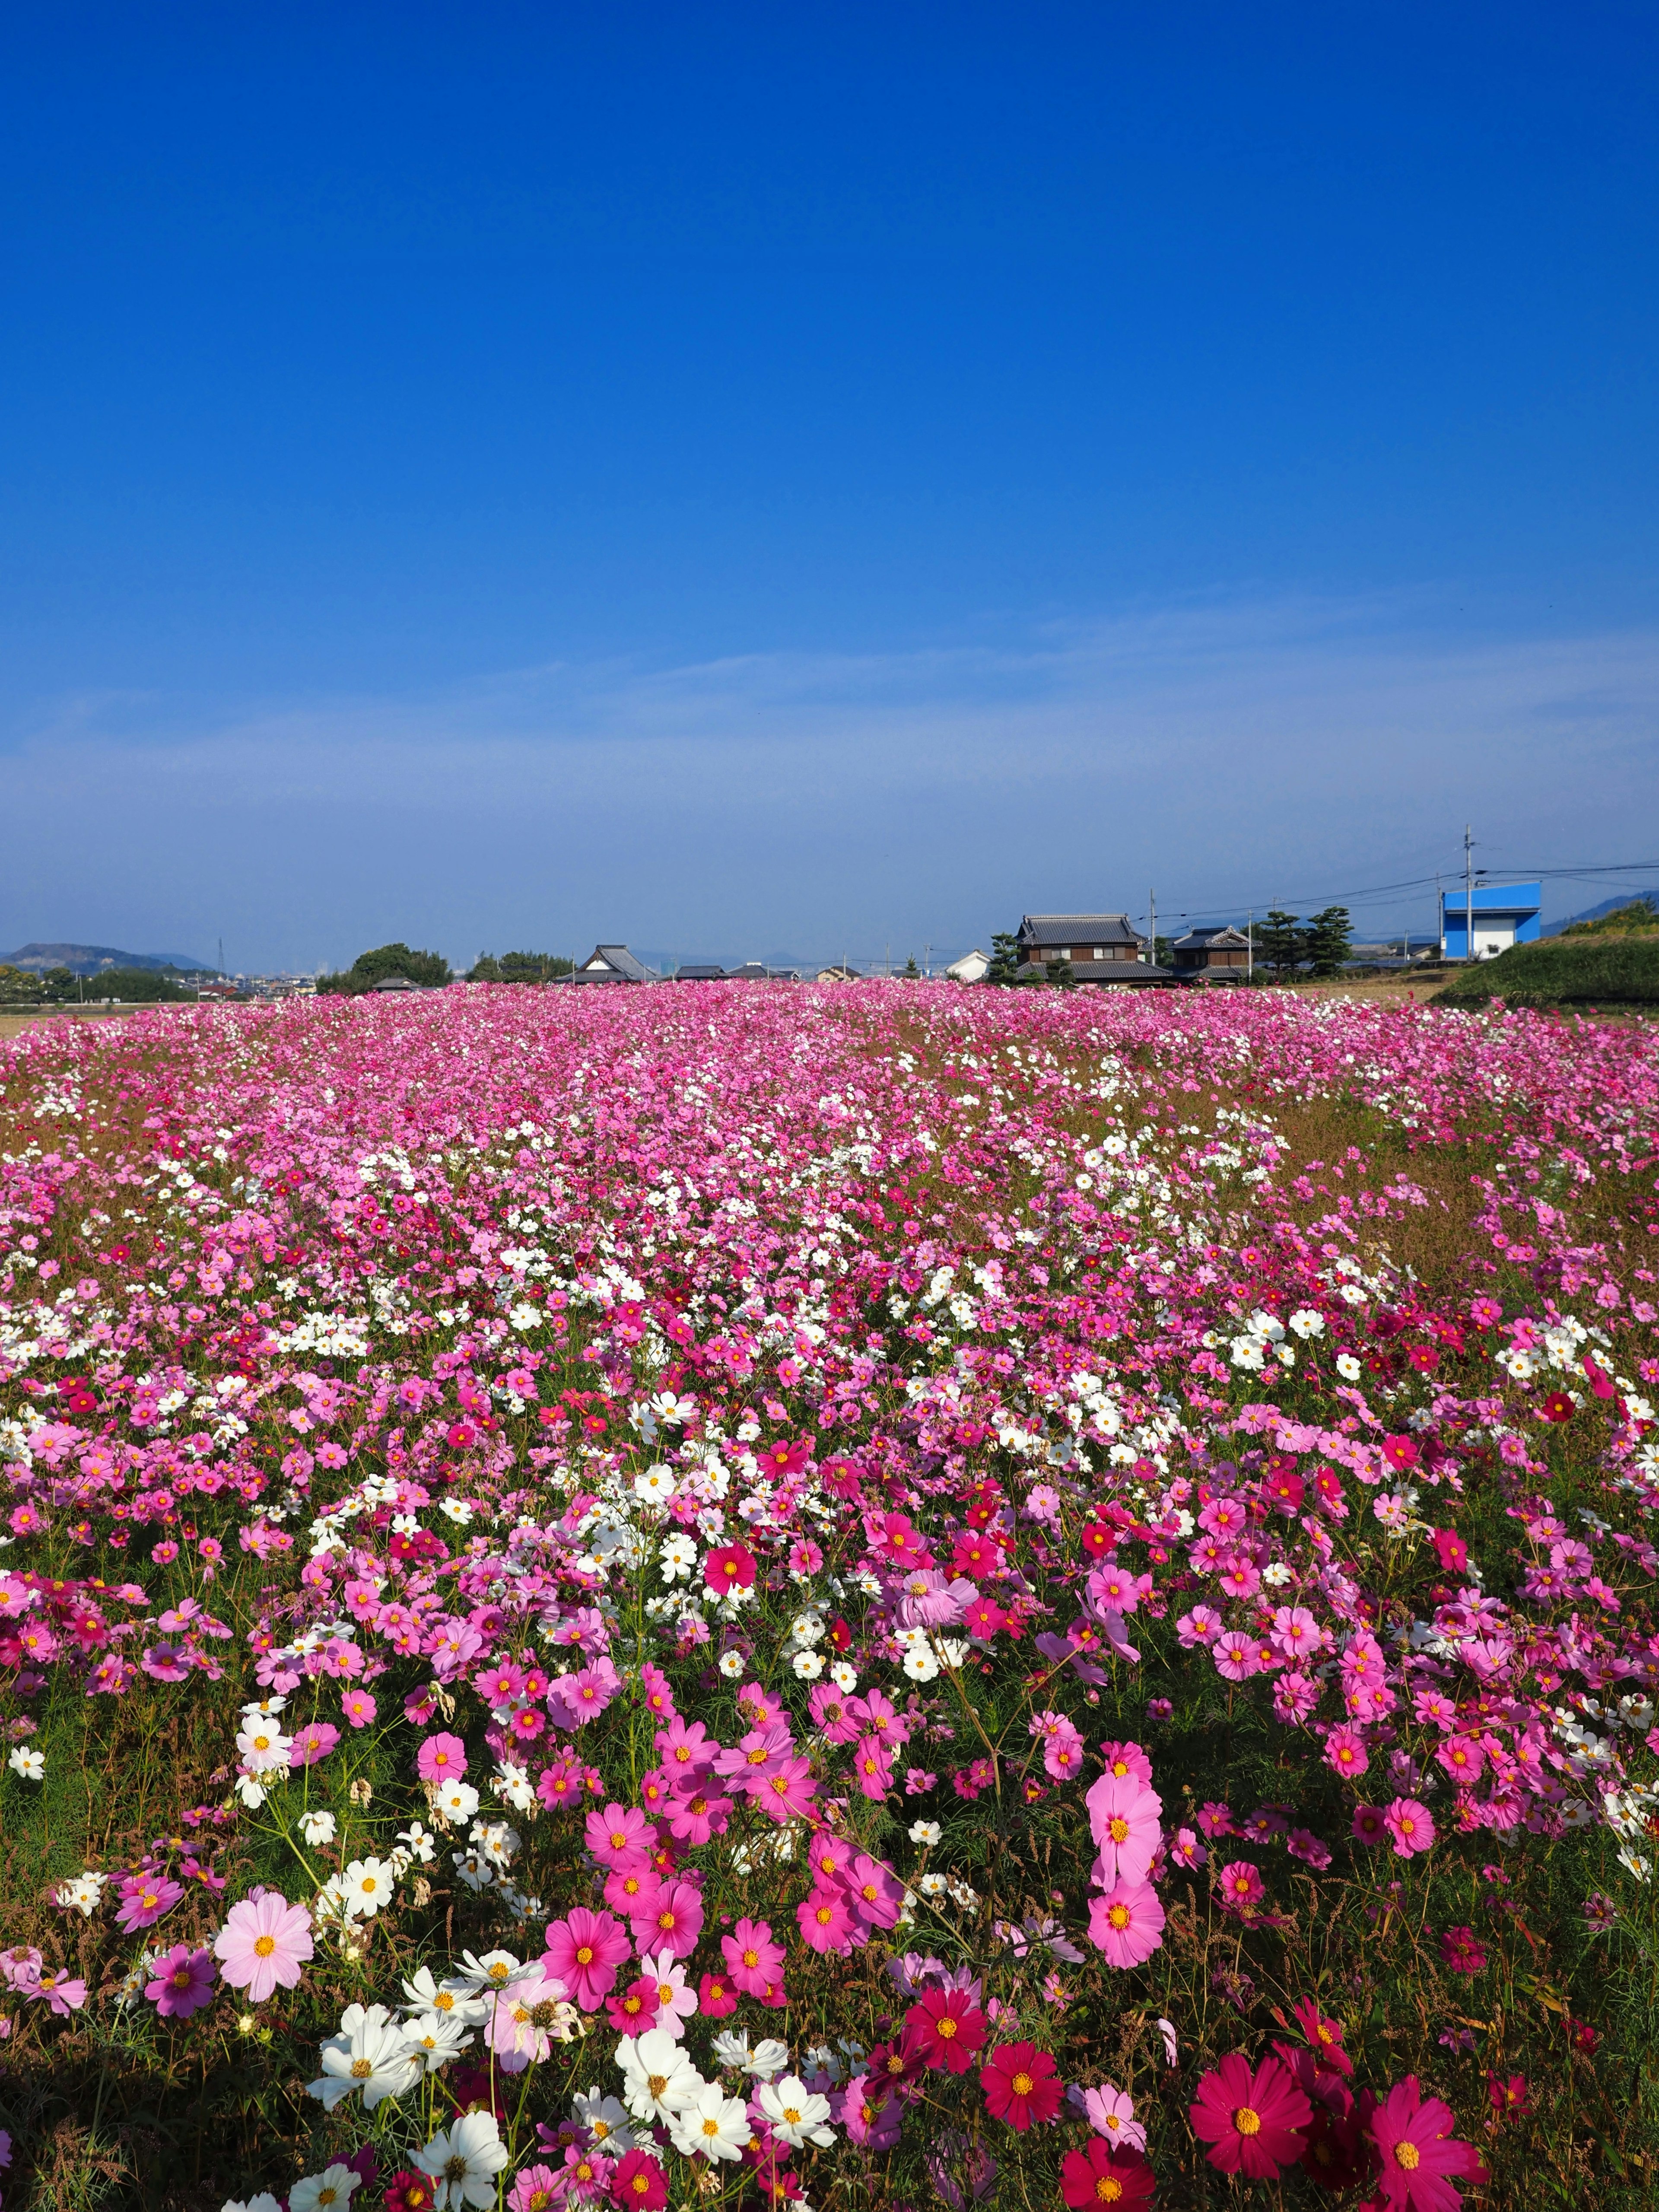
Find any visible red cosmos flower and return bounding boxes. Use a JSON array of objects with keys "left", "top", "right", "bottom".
[
  {"left": 1366, "top": 2076, "right": 1487, "bottom": 2209},
  {"left": 1381, "top": 1435, "right": 1419, "bottom": 1471},
  {"left": 704, "top": 1544, "right": 757, "bottom": 1593},
  {"left": 828, "top": 1617, "right": 853, "bottom": 1652},
  {"left": 1540, "top": 1392, "right": 1575, "bottom": 1424},
  {"left": 1080, "top": 1520, "right": 1114, "bottom": 1559},
  {"left": 1430, "top": 1529, "right": 1468, "bottom": 1576},
  {"left": 980, "top": 2042, "right": 1063, "bottom": 2130},
  {"left": 904, "top": 1987, "right": 988, "bottom": 2073},
  {"left": 1190, "top": 2052, "right": 1311, "bottom": 2179},
  {"left": 1488, "top": 2071, "right": 1530, "bottom": 2118},
  {"left": 755, "top": 1437, "right": 813, "bottom": 1478},
  {"left": 963, "top": 1596, "right": 1008, "bottom": 1641},
  {"left": 611, "top": 2149, "right": 668, "bottom": 2211},
  {"left": 1300, "top": 2102, "right": 1370, "bottom": 2193},
  {"left": 698, "top": 1970, "right": 738, "bottom": 2017},
  {"left": 1059, "top": 2139, "right": 1154, "bottom": 2207},
  {"left": 605, "top": 1976, "right": 661, "bottom": 2033},
  {"left": 383, "top": 2172, "right": 439, "bottom": 2212},
  {"left": 1290, "top": 1996, "right": 1354, "bottom": 2078}
]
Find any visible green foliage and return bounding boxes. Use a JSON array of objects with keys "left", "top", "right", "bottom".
[
  {"left": 1559, "top": 896, "right": 1659, "bottom": 939},
  {"left": 901, "top": 954, "right": 921, "bottom": 979},
  {"left": 985, "top": 932, "right": 1023, "bottom": 986},
  {"left": 0, "top": 964, "right": 44, "bottom": 1002},
  {"left": 1256, "top": 908, "right": 1306, "bottom": 979},
  {"left": 316, "top": 943, "right": 452, "bottom": 995},
  {"left": 79, "top": 968, "right": 192, "bottom": 1003},
  {"left": 1435, "top": 934, "right": 1659, "bottom": 1007},
  {"left": 467, "top": 951, "right": 576, "bottom": 983},
  {"left": 1303, "top": 904, "right": 1354, "bottom": 977}
]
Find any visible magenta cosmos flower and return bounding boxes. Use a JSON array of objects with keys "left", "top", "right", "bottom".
[
  {"left": 542, "top": 1907, "right": 629, "bottom": 2011},
  {"left": 289, "top": 1719, "right": 339, "bottom": 1767},
  {"left": 416, "top": 1731, "right": 467, "bottom": 1783},
  {"left": 116, "top": 1873, "right": 183, "bottom": 1934},
  {"left": 1217, "top": 1859, "right": 1265, "bottom": 1913},
  {"left": 1384, "top": 1798, "right": 1436, "bottom": 1859},
  {"left": 145, "top": 1944, "right": 216, "bottom": 2019},
  {"left": 1084, "top": 1773, "right": 1162, "bottom": 1884},
  {"left": 980, "top": 2041, "right": 1063, "bottom": 2130},
  {"left": 1190, "top": 2050, "right": 1311, "bottom": 2179},
  {"left": 1368, "top": 2075, "right": 1487, "bottom": 2209},
  {"left": 1087, "top": 1880, "right": 1166, "bottom": 1968},
  {"left": 213, "top": 1890, "right": 313, "bottom": 2002},
  {"left": 721, "top": 1917, "right": 786, "bottom": 1997}
]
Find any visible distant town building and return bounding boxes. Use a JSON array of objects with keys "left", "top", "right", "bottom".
[
  {"left": 569, "top": 945, "right": 660, "bottom": 984},
  {"left": 671, "top": 964, "right": 727, "bottom": 982},
  {"left": 815, "top": 964, "right": 861, "bottom": 983},
  {"left": 1170, "top": 924, "right": 1251, "bottom": 981},
  {"left": 371, "top": 974, "right": 423, "bottom": 993},
  {"left": 725, "top": 962, "right": 800, "bottom": 982},
  {"left": 1440, "top": 883, "right": 1542, "bottom": 961},
  {"left": 1014, "top": 914, "right": 1176, "bottom": 985},
  {"left": 945, "top": 948, "right": 991, "bottom": 983}
]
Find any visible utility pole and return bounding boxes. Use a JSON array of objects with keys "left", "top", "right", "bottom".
[
  {"left": 1246, "top": 909, "right": 1253, "bottom": 981},
  {"left": 1148, "top": 889, "right": 1156, "bottom": 968},
  {"left": 924, "top": 942, "right": 931, "bottom": 979},
  {"left": 1464, "top": 826, "right": 1474, "bottom": 963}
]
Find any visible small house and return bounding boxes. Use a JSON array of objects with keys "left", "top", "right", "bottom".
[
  {"left": 1170, "top": 925, "right": 1251, "bottom": 982},
  {"left": 569, "top": 945, "right": 660, "bottom": 984},
  {"left": 945, "top": 949, "right": 991, "bottom": 984},
  {"left": 1440, "top": 884, "right": 1542, "bottom": 961},
  {"left": 815, "top": 964, "right": 861, "bottom": 983},
  {"left": 671, "top": 964, "right": 727, "bottom": 982},
  {"left": 1014, "top": 915, "right": 1176, "bottom": 985}
]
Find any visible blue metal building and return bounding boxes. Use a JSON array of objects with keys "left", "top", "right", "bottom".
[{"left": 1440, "top": 882, "right": 1542, "bottom": 960}]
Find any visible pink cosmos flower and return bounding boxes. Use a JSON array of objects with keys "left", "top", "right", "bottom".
[
  {"left": 542, "top": 1907, "right": 630, "bottom": 2011},
  {"left": 290, "top": 1720, "right": 340, "bottom": 1767},
  {"left": 629, "top": 1877, "right": 704, "bottom": 1960},
  {"left": 213, "top": 1889, "right": 314, "bottom": 2002},
  {"left": 1082, "top": 2082, "right": 1147, "bottom": 2152},
  {"left": 1324, "top": 1726, "right": 1369, "bottom": 1780},
  {"left": 1384, "top": 1798, "right": 1436, "bottom": 1858},
  {"left": 1190, "top": 2051, "right": 1311, "bottom": 2179},
  {"left": 1368, "top": 2074, "right": 1488, "bottom": 2208},
  {"left": 606, "top": 1976, "right": 661, "bottom": 2034},
  {"left": 585, "top": 1803, "right": 657, "bottom": 1871},
  {"left": 1214, "top": 1632, "right": 1259, "bottom": 1681},
  {"left": 1085, "top": 1773, "right": 1162, "bottom": 1883},
  {"left": 797, "top": 1888, "right": 857, "bottom": 1955},
  {"left": 721, "top": 1918, "right": 786, "bottom": 1997},
  {"left": 116, "top": 1873, "right": 183, "bottom": 1934},
  {"left": 1217, "top": 1860, "right": 1265, "bottom": 1914},
  {"left": 1352, "top": 1805, "right": 1389, "bottom": 1847},
  {"left": 417, "top": 1732, "right": 467, "bottom": 1783},
  {"left": 840, "top": 2073, "right": 904, "bottom": 2148},
  {"left": 1086, "top": 1881, "right": 1166, "bottom": 1968},
  {"left": 145, "top": 1944, "right": 216, "bottom": 2019},
  {"left": 1097, "top": 1738, "right": 1154, "bottom": 1786}
]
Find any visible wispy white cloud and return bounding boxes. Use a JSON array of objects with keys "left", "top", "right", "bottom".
[{"left": 5, "top": 590, "right": 1657, "bottom": 971}]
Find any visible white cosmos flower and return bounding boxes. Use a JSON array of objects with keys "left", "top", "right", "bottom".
[
  {"left": 5, "top": 1745, "right": 43, "bottom": 1782},
  {"left": 1335, "top": 1352, "right": 1363, "bottom": 1381},
  {"left": 453, "top": 1948, "right": 528, "bottom": 1996},
  {"left": 300, "top": 1809, "right": 337, "bottom": 1847},
  {"left": 1287, "top": 1309, "right": 1325, "bottom": 1338},
  {"left": 402, "top": 2014, "right": 473, "bottom": 2068},
  {"left": 339, "top": 1857, "right": 394, "bottom": 1919},
  {"left": 712, "top": 2031, "right": 792, "bottom": 2080},
  {"left": 830, "top": 1660, "right": 858, "bottom": 1692},
  {"left": 307, "top": 2002, "right": 421, "bottom": 2110},
  {"left": 757, "top": 2075, "right": 836, "bottom": 2148},
  {"left": 234, "top": 1774, "right": 268, "bottom": 1809},
  {"left": 791, "top": 1649, "right": 824, "bottom": 1680},
  {"left": 289, "top": 2168, "right": 360, "bottom": 2212},
  {"left": 617, "top": 2026, "right": 704, "bottom": 2121},
  {"left": 234, "top": 1724, "right": 292, "bottom": 1773},
  {"left": 909, "top": 1820, "right": 942, "bottom": 1847},
  {"left": 401, "top": 1966, "right": 487, "bottom": 2025},
  {"left": 634, "top": 1465, "right": 677, "bottom": 1506},
  {"left": 658, "top": 1533, "right": 699, "bottom": 1583},
  {"left": 432, "top": 1780, "right": 481, "bottom": 1824},
  {"left": 411, "top": 2109, "right": 512, "bottom": 2207},
  {"left": 572, "top": 2086, "right": 639, "bottom": 2152},
  {"left": 396, "top": 1821, "right": 439, "bottom": 1863},
  {"left": 240, "top": 1694, "right": 289, "bottom": 1719},
  {"left": 669, "top": 2082, "right": 754, "bottom": 2161},
  {"left": 221, "top": 2196, "right": 284, "bottom": 2212},
  {"left": 901, "top": 1645, "right": 940, "bottom": 1682}
]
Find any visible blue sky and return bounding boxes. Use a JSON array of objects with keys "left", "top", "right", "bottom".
[{"left": 3, "top": 3, "right": 1656, "bottom": 971}]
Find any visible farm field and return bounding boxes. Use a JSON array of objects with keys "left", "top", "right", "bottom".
[{"left": 0, "top": 985, "right": 1657, "bottom": 2210}]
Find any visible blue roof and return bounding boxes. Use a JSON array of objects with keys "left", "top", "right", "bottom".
[{"left": 1439, "top": 880, "right": 1541, "bottom": 916}]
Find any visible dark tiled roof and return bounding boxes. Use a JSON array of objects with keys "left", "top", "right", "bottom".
[
  {"left": 577, "top": 944, "right": 659, "bottom": 982},
  {"left": 1018, "top": 913, "right": 1143, "bottom": 948},
  {"left": 673, "top": 965, "right": 727, "bottom": 982},
  {"left": 1073, "top": 962, "right": 1179, "bottom": 986},
  {"left": 1171, "top": 925, "right": 1250, "bottom": 950}
]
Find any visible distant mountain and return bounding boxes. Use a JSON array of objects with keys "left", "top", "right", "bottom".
[
  {"left": 1, "top": 941, "right": 213, "bottom": 976},
  {"left": 1541, "top": 893, "right": 1659, "bottom": 938}
]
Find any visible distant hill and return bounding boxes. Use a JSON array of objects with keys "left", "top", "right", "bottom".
[
  {"left": 0, "top": 941, "right": 212, "bottom": 976},
  {"left": 1541, "top": 893, "right": 1659, "bottom": 938}
]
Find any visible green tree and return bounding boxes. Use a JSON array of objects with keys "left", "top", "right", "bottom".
[
  {"left": 0, "top": 965, "right": 43, "bottom": 1003},
  {"left": 468, "top": 950, "right": 575, "bottom": 984},
  {"left": 318, "top": 942, "right": 452, "bottom": 995},
  {"left": 900, "top": 954, "right": 920, "bottom": 979},
  {"left": 1257, "top": 909, "right": 1306, "bottom": 981},
  {"left": 83, "top": 968, "right": 190, "bottom": 1002},
  {"left": 39, "top": 967, "right": 80, "bottom": 1002},
  {"left": 985, "top": 933, "right": 1023, "bottom": 986},
  {"left": 1303, "top": 906, "right": 1354, "bottom": 977}
]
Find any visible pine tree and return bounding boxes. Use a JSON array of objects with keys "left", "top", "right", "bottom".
[
  {"left": 1303, "top": 906, "right": 1354, "bottom": 977},
  {"left": 1257, "top": 910, "right": 1306, "bottom": 981},
  {"left": 986, "top": 932, "right": 1023, "bottom": 986}
]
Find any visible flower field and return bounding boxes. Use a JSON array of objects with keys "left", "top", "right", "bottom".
[{"left": 0, "top": 984, "right": 1657, "bottom": 2210}]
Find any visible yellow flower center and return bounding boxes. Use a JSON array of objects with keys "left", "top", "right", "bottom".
[
  {"left": 1108, "top": 1905, "right": 1130, "bottom": 1930},
  {"left": 1234, "top": 2106, "right": 1261, "bottom": 2136},
  {"left": 938, "top": 2017, "right": 958, "bottom": 2039},
  {"left": 253, "top": 1935, "right": 276, "bottom": 1958},
  {"left": 1395, "top": 2142, "right": 1421, "bottom": 2171},
  {"left": 1096, "top": 2183, "right": 1123, "bottom": 2206},
  {"left": 1108, "top": 1816, "right": 1130, "bottom": 1843},
  {"left": 1012, "top": 2072, "right": 1033, "bottom": 2097}
]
